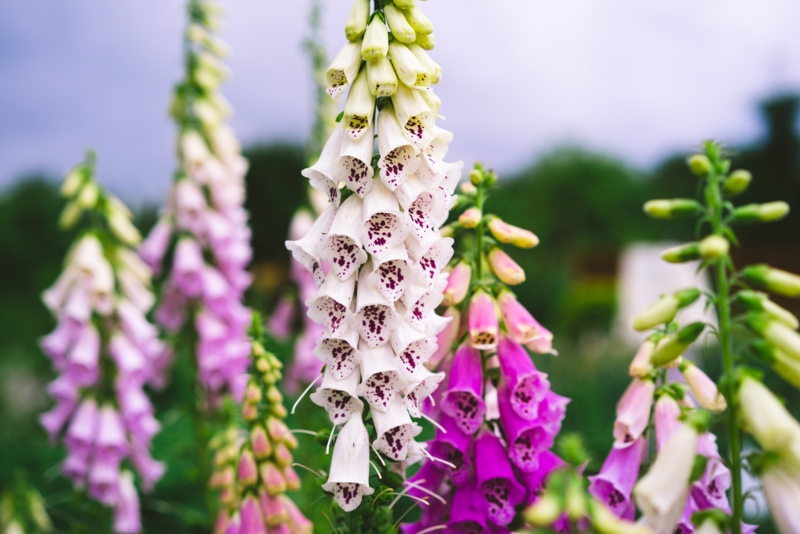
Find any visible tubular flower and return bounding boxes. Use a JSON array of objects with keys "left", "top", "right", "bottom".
[
  {"left": 288, "top": 0, "right": 458, "bottom": 511},
  {"left": 141, "top": 0, "right": 251, "bottom": 398},
  {"left": 210, "top": 329, "right": 310, "bottom": 533},
  {"left": 39, "top": 155, "right": 163, "bottom": 532}
]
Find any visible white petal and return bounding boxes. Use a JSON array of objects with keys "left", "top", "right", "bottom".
[
  {"left": 390, "top": 321, "right": 437, "bottom": 376},
  {"left": 286, "top": 203, "right": 337, "bottom": 286},
  {"left": 357, "top": 341, "right": 403, "bottom": 413},
  {"left": 306, "top": 271, "right": 356, "bottom": 336},
  {"left": 334, "top": 131, "right": 374, "bottom": 198},
  {"left": 391, "top": 85, "right": 434, "bottom": 147},
  {"left": 360, "top": 182, "right": 411, "bottom": 259},
  {"left": 313, "top": 330, "right": 362, "bottom": 380},
  {"left": 377, "top": 105, "right": 420, "bottom": 191},
  {"left": 301, "top": 123, "right": 344, "bottom": 206},
  {"left": 310, "top": 366, "right": 364, "bottom": 425},
  {"left": 403, "top": 368, "right": 445, "bottom": 418},
  {"left": 369, "top": 246, "right": 411, "bottom": 302},
  {"left": 319, "top": 196, "right": 367, "bottom": 281},
  {"left": 322, "top": 412, "right": 374, "bottom": 510},
  {"left": 354, "top": 265, "right": 402, "bottom": 347},
  {"left": 372, "top": 399, "right": 422, "bottom": 461}
]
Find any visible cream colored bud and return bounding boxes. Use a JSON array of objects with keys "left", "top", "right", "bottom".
[
  {"left": 366, "top": 56, "right": 397, "bottom": 97},
  {"left": 660, "top": 242, "right": 701, "bottom": 263},
  {"left": 361, "top": 16, "right": 389, "bottom": 61},
  {"left": 742, "top": 264, "right": 800, "bottom": 299},
  {"left": 403, "top": 6, "right": 433, "bottom": 34},
  {"left": 325, "top": 41, "right": 363, "bottom": 99},
  {"left": 345, "top": 0, "right": 370, "bottom": 41},
  {"left": 76, "top": 182, "right": 99, "bottom": 209},
  {"left": 698, "top": 235, "right": 729, "bottom": 260},
  {"left": 61, "top": 167, "right": 85, "bottom": 197},
  {"left": 407, "top": 43, "right": 441, "bottom": 84},
  {"left": 644, "top": 199, "right": 701, "bottom": 219},
  {"left": 524, "top": 492, "right": 562, "bottom": 526},
  {"left": 722, "top": 169, "right": 751, "bottom": 196},
  {"left": 393, "top": 0, "right": 415, "bottom": 8},
  {"left": 739, "top": 376, "right": 800, "bottom": 451},
  {"left": 388, "top": 41, "right": 430, "bottom": 88},
  {"left": 58, "top": 201, "right": 84, "bottom": 229},
  {"left": 632, "top": 295, "right": 679, "bottom": 331},
  {"left": 734, "top": 202, "right": 790, "bottom": 224},
  {"left": 108, "top": 211, "right": 142, "bottom": 246},
  {"left": 458, "top": 207, "right": 481, "bottom": 229},
  {"left": 686, "top": 154, "right": 712, "bottom": 177},
  {"left": 415, "top": 32, "right": 435, "bottom": 50},
  {"left": 384, "top": 4, "right": 416, "bottom": 44}
]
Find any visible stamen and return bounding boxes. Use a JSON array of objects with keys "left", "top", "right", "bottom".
[
  {"left": 422, "top": 412, "right": 446, "bottom": 433},
  {"left": 416, "top": 526, "right": 447, "bottom": 534},
  {"left": 403, "top": 479, "right": 447, "bottom": 505},
  {"left": 291, "top": 373, "right": 322, "bottom": 414},
  {"left": 389, "top": 485, "right": 430, "bottom": 509},
  {"left": 369, "top": 460, "right": 382, "bottom": 479},
  {"left": 326, "top": 423, "right": 338, "bottom": 455},
  {"left": 421, "top": 446, "right": 457, "bottom": 470},
  {"left": 291, "top": 462, "right": 326, "bottom": 479},
  {"left": 289, "top": 428, "right": 318, "bottom": 436},
  {"left": 370, "top": 443, "right": 387, "bottom": 467}
]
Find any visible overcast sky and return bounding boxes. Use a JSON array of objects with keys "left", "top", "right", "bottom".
[{"left": 1, "top": 0, "right": 798, "bottom": 203}]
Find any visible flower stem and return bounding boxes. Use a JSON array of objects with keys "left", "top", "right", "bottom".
[{"left": 707, "top": 149, "right": 743, "bottom": 533}]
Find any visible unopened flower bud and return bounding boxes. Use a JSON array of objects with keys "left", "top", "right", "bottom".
[
  {"left": 366, "top": 56, "right": 397, "bottom": 97},
  {"left": 403, "top": 6, "right": 433, "bottom": 34},
  {"left": 273, "top": 442, "right": 293, "bottom": 467},
  {"left": 266, "top": 385, "right": 282, "bottom": 404},
  {"left": 242, "top": 402, "right": 258, "bottom": 421},
  {"left": 245, "top": 382, "right": 262, "bottom": 404},
  {"left": 751, "top": 340, "right": 800, "bottom": 389},
  {"left": 469, "top": 168, "right": 483, "bottom": 186},
  {"left": 524, "top": 491, "right": 562, "bottom": 526},
  {"left": 687, "top": 154, "right": 712, "bottom": 177},
  {"left": 343, "top": 67, "right": 375, "bottom": 140},
  {"left": 736, "top": 290, "right": 798, "bottom": 329},
  {"left": 61, "top": 167, "right": 85, "bottom": 197},
  {"left": 345, "top": 0, "right": 370, "bottom": 41},
  {"left": 487, "top": 216, "right": 539, "bottom": 248},
  {"left": 442, "top": 261, "right": 471, "bottom": 306},
  {"left": 746, "top": 313, "right": 800, "bottom": 361},
  {"left": 722, "top": 169, "right": 751, "bottom": 196},
  {"left": 461, "top": 181, "right": 477, "bottom": 195},
  {"left": 629, "top": 338, "right": 656, "bottom": 377},
  {"left": 698, "top": 235, "right": 729, "bottom": 260},
  {"left": 469, "top": 289, "right": 499, "bottom": 350},
  {"left": 77, "top": 182, "right": 99, "bottom": 209},
  {"left": 564, "top": 476, "right": 587, "bottom": 520},
  {"left": 59, "top": 201, "right": 84, "bottom": 229},
  {"left": 644, "top": 199, "right": 702, "bottom": 219},
  {"left": 649, "top": 322, "right": 705, "bottom": 367},
  {"left": 415, "top": 32, "right": 435, "bottom": 50},
  {"left": 739, "top": 376, "right": 800, "bottom": 451},
  {"left": 439, "top": 224, "right": 457, "bottom": 238},
  {"left": 734, "top": 202, "right": 790, "bottom": 224},
  {"left": 393, "top": 0, "right": 415, "bottom": 8},
  {"left": 108, "top": 211, "right": 142, "bottom": 246},
  {"left": 488, "top": 248, "right": 525, "bottom": 286},
  {"left": 384, "top": 4, "right": 416, "bottom": 43},
  {"left": 679, "top": 361, "right": 726, "bottom": 412},
  {"left": 458, "top": 207, "right": 482, "bottom": 229},
  {"left": 632, "top": 288, "right": 700, "bottom": 331},
  {"left": 388, "top": 41, "right": 430, "bottom": 88},
  {"left": 742, "top": 264, "right": 800, "bottom": 299},
  {"left": 361, "top": 16, "right": 389, "bottom": 61},
  {"left": 282, "top": 465, "right": 301, "bottom": 492},
  {"left": 661, "top": 242, "right": 701, "bottom": 263},
  {"left": 237, "top": 449, "right": 258, "bottom": 486},
  {"left": 261, "top": 462, "right": 287, "bottom": 496},
  {"left": 251, "top": 425, "right": 273, "bottom": 459}
]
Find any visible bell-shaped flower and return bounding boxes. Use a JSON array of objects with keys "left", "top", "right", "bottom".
[
  {"left": 360, "top": 181, "right": 410, "bottom": 258},
  {"left": 486, "top": 216, "right": 539, "bottom": 249},
  {"left": 334, "top": 126, "right": 375, "bottom": 198},
  {"left": 472, "top": 431, "right": 526, "bottom": 526},
  {"left": 88, "top": 455, "right": 121, "bottom": 504},
  {"left": 401, "top": 273, "right": 447, "bottom": 331},
  {"left": 690, "top": 433, "right": 731, "bottom": 511},
  {"left": 388, "top": 41, "right": 431, "bottom": 88},
  {"left": 366, "top": 56, "right": 398, "bottom": 97},
  {"left": 629, "top": 338, "right": 656, "bottom": 377},
  {"left": 427, "top": 412, "right": 472, "bottom": 483},
  {"left": 653, "top": 394, "right": 682, "bottom": 452},
  {"left": 377, "top": 103, "right": 421, "bottom": 190},
  {"left": 680, "top": 361, "right": 726, "bottom": 412},
  {"left": 325, "top": 41, "right": 362, "bottom": 99},
  {"left": 442, "top": 261, "right": 471, "bottom": 307},
  {"left": 738, "top": 375, "right": 800, "bottom": 452},
  {"left": 357, "top": 342, "right": 403, "bottom": 412},
  {"left": 408, "top": 43, "right": 441, "bottom": 85},
  {"left": 761, "top": 462, "right": 800, "bottom": 534},
  {"left": 497, "top": 290, "right": 546, "bottom": 345},
  {"left": 113, "top": 471, "right": 141, "bottom": 534},
  {"left": 498, "top": 383, "right": 553, "bottom": 472},
  {"left": 96, "top": 405, "right": 128, "bottom": 463},
  {"left": 747, "top": 313, "right": 800, "bottom": 361},
  {"left": 313, "top": 326, "right": 361, "bottom": 380},
  {"left": 139, "top": 218, "right": 171, "bottom": 272},
  {"left": 390, "top": 321, "right": 437, "bottom": 377},
  {"left": 588, "top": 437, "right": 646, "bottom": 520},
  {"left": 613, "top": 378, "right": 655, "bottom": 447},
  {"left": 361, "top": 15, "right": 389, "bottom": 61},
  {"left": 322, "top": 411, "right": 374, "bottom": 511},
  {"left": 469, "top": 289, "right": 499, "bottom": 350},
  {"left": 497, "top": 335, "right": 550, "bottom": 419},
  {"left": 173, "top": 179, "right": 208, "bottom": 235},
  {"left": 369, "top": 245, "right": 411, "bottom": 302},
  {"left": 239, "top": 495, "right": 267, "bottom": 534},
  {"left": 403, "top": 367, "right": 445, "bottom": 418},
  {"left": 518, "top": 451, "right": 566, "bottom": 506},
  {"left": 441, "top": 342, "right": 486, "bottom": 434},
  {"left": 634, "top": 423, "right": 698, "bottom": 534},
  {"left": 42, "top": 265, "right": 79, "bottom": 313},
  {"left": 489, "top": 248, "right": 526, "bottom": 286},
  {"left": 372, "top": 398, "right": 422, "bottom": 461},
  {"left": 343, "top": 67, "right": 375, "bottom": 140},
  {"left": 286, "top": 203, "right": 337, "bottom": 287},
  {"left": 391, "top": 84, "right": 433, "bottom": 145},
  {"left": 319, "top": 196, "right": 367, "bottom": 281},
  {"left": 300, "top": 123, "right": 344, "bottom": 205},
  {"left": 353, "top": 266, "right": 401, "bottom": 348},
  {"left": 67, "top": 324, "right": 101, "bottom": 386},
  {"left": 537, "top": 390, "right": 570, "bottom": 431},
  {"left": 448, "top": 480, "right": 488, "bottom": 532},
  {"left": 415, "top": 128, "right": 454, "bottom": 185},
  {"left": 171, "top": 237, "right": 206, "bottom": 298},
  {"left": 306, "top": 271, "right": 355, "bottom": 337},
  {"left": 109, "top": 333, "right": 147, "bottom": 384}
]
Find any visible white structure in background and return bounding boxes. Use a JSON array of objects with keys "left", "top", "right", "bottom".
[{"left": 616, "top": 242, "right": 717, "bottom": 348}]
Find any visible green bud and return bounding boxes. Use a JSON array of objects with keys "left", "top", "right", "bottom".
[
  {"left": 524, "top": 491, "right": 562, "bottom": 526},
  {"left": 661, "top": 242, "right": 701, "bottom": 263},
  {"left": 746, "top": 313, "right": 800, "bottom": 361},
  {"left": 733, "top": 201, "right": 790, "bottom": 224},
  {"left": 366, "top": 56, "right": 398, "bottom": 97},
  {"left": 393, "top": 0, "right": 415, "bottom": 8},
  {"left": 76, "top": 182, "right": 99, "bottom": 209},
  {"left": 687, "top": 154, "right": 712, "bottom": 177},
  {"left": 741, "top": 264, "right": 800, "bottom": 299},
  {"left": 722, "top": 169, "right": 752, "bottom": 196},
  {"left": 736, "top": 290, "right": 799, "bottom": 329},
  {"left": 650, "top": 322, "right": 705, "bottom": 367},
  {"left": 644, "top": 199, "right": 702, "bottom": 219},
  {"left": 752, "top": 340, "right": 800, "bottom": 389},
  {"left": 698, "top": 235, "right": 729, "bottom": 260},
  {"left": 58, "top": 201, "right": 84, "bottom": 229},
  {"left": 469, "top": 168, "right": 483, "bottom": 186},
  {"left": 345, "top": 0, "right": 370, "bottom": 41}
]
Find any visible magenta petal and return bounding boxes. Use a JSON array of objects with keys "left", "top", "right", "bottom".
[
  {"left": 440, "top": 343, "right": 486, "bottom": 435},
  {"left": 471, "top": 432, "right": 526, "bottom": 526},
  {"left": 497, "top": 335, "right": 550, "bottom": 420},
  {"left": 428, "top": 413, "right": 472, "bottom": 484},
  {"left": 498, "top": 384, "right": 552, "bottom": 473},
  {"left": 588, "top": 436, "right": 646, "bottom": 520},
  {"left": 518, "top": 450, "right": 566, "bottom": 505},
  {"left": 448, "top": 479, "right": 488, "bottom": 531}
]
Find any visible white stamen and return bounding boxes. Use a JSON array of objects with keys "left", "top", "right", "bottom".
[
  {"left": 389, "top": 485, "right": 429, "bottom": 509},
  {"left": 370, "top": 443, "right": 387, "bottom": 467},
  {"left": 370, "top": 460, "right": 382, "bottom": 479},
  {"left": 403, "top": 479, "right": 447, "bottom": 505},
  {"left": 422, "top": 412, "right": 446, "bottom": 433},
  {"left": 291, "top": 373, "right": 323, "bottom": 414},
  {"left": 421, "top": 447, "right": 457, "bottom": 470},
  {"left": 291, "top": 462, "right": 326, "bottom": 479},
  {"left": 416, "top": 526, "right": 447, "bottom": 534},
  {"left": 326, "top": 423, "right": 338, "bottom": 455}
]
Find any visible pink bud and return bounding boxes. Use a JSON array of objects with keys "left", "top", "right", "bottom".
[
  {"left": 259, "top": 489, "right": 288, "bottom": 525},
  {"left": 240, "top": 495, "right": 267, "bottom": 534},
  {"left": 488, "top": 248, "right": 525, "bottom": 285},
  {"left": 280, "top": 495, "right": 313, "bottom": 533},
  {"left": 654, "top": 394, "right": 681, "bottom": 452},
  {"left": 525, "top": 325, "right": 555, "bottom": 354},
  {"left": 497, "top": 290, "right": 545, "bottom": 344},
  {"left": 273, "top": 443, "right": 293, "bottom": 467},
  {"left": 681, "top": 361, "right": 726, "bottom": 412},
  {"left": 613, "top": 379, "right": 655, "bottom": 447},
  {"left": 237, "top": 449, "right": 258, "bottom": 486},
  {"left": 260, "top": 462, "right": 287, "bottom": 496},
  {"left": 469, "top": 289, "right": 498, "bottom": 350},
  {"left": 458, "top": 207, "right": 482, "bottom": 229},
  {"left": 628, "top": 339, "right": 656, "bottom": 377},
  {"left": 442, "top": 261, "right": 472, "bottom": 306},
  {"left": 487, "top": 216, "right": 540, "bottom": 248},
  {"left": 250, "top": 426, "right": 273, "bottom": 460},
  {"left": 282, "top": 465, "right": 301, "bottom": 491}
]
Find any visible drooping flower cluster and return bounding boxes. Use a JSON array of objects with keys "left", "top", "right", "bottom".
[
  {"left": 210, "top": 318, "right": 311, "bottom": 534},
  {"left": 285, "top": 0, "right": 460, "bottom": 512},
  {"left": 404, "top": 165, "right": 569, "bottom": 530},
  {"left": 39, "top": 154, "right": 164, "bottom": 533},
  {"left": 140, "top": 0, "right": 251, "bottom": 398}
]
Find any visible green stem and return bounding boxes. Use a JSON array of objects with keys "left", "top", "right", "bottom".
[{"left": 708, "top": 160, "right": 743, "bottom": 533}]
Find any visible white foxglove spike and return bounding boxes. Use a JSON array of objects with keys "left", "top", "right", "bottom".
[
  {"left": 286, "top": 203, "right": 337, "bottom": 287},
  {"left": 343, "top": 67, "right": 375, "bottom": 141},
  {"left": 322, "top": 411, "right": 374, "bottom": 511},
  {"left": 403, "top": 367, "right": 445, "bottom": 418},
  {"left": 360, "top": 181, "right": 411, "bottom": 258},
  {"left": 301, "top": 123, "right": 345, "bottom": 206},
  {"left": 390, "top": 321, "right": 437, "bottom": 376},
  {"left": 357, "top": 341, "right": 403, "bottom": 412},
  {"left": 391, "top": 84, "right": 433, "bottom": 146},
  {"left": 388, "top": 41, "right": 431, "bottom": 88},
  {"left": 402, "top": 274, "right": 448, "bottom": 330},
  {"left": 372, "top": 398, "right": 422, "bottom": 461},
  {"left": 333, "top": 130, "right": 374, "bottom": 198},
  {"left": 313, "top": 329, "right": 362, "bottom": 380},
  {"left": 310, "top": 366, "right": 364, "bottom": 425},
  {"left": 319, "top": 195, "right": 367, "bottom": 281},
  {"left": 306, "top": 271, "right": 356, "bottom": 337},
  {"left": 354, "top": 264, "right": 402, "bottom": 347},
  {"left": 325, "top": 41, "right": 363, "bottom": 99},
  {"left": 369, "top": 245, "right": 411, "bottom": 302},
  {"left": 377, "top": 104, "right": 421, "bottom": 191}
]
